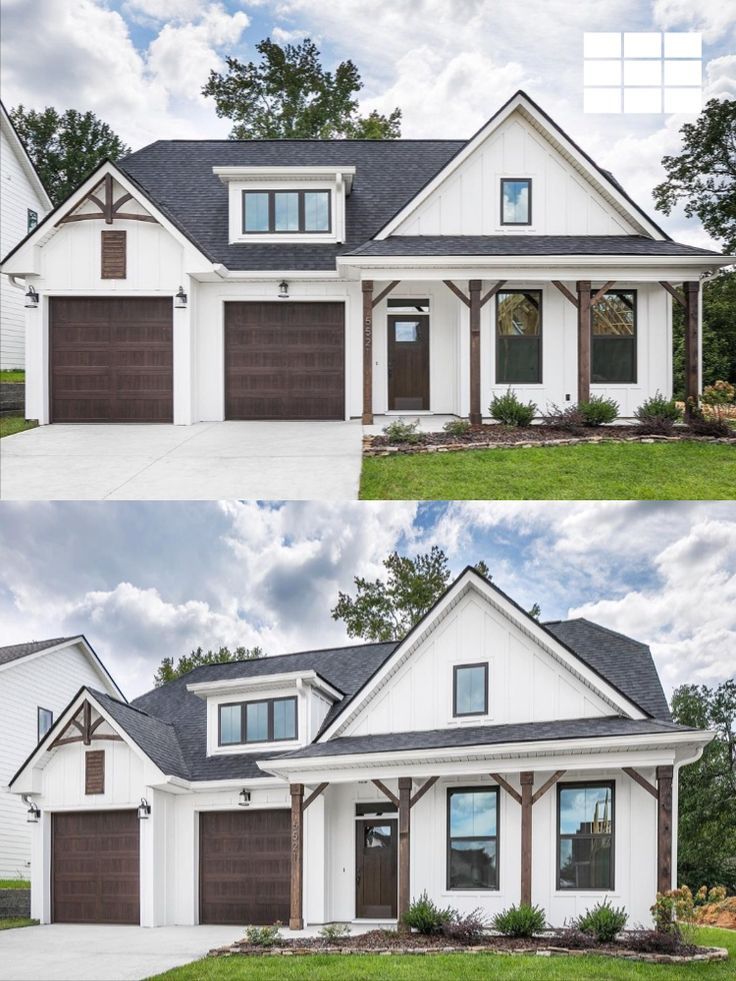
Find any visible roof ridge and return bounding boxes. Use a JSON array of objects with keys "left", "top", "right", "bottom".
[{"left": 0, "top": 634, "right": 78, "bottom": 653}]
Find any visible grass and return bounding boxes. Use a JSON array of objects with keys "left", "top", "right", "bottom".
[
  {"left": 0, "top": 880, "right": 29, "bottom": 889},
  {"left": 0, "top": 918, "right": 37, "bottom": 930},
  {"left": 360, "top": 442, "right": 736, "bottom": 500},
  {"left": 0, "top": 416, "right": 38, "bottom": 439},
  {"left": 149, "top": 927, "right": 734, "bottom": 980},
  {"left": 0, "top": 369, "right": 24, "bottom": 383}
]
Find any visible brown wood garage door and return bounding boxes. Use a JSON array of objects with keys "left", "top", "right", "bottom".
[
  {"left": 52, "top": 810, "right": 139, "bottom": 924},
  {"left": 199, "top": 810, "right": 291, "bottom": 925},
  {"left": 225, "top": 301, "right": 344, "bottom": 419},
  {"left": 50, "top": 297, "right": 173, "bottom": 422}
]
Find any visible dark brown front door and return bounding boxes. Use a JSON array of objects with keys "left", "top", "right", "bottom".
[
  {"left": 388, "top": 314, "right": 429, "bottom": 410},
  {"left": 225, "top": 301, "right": 345, "bottom": 419},
  {"left": 50, "top": 297, "right": 173, "bottom": 422},
  {"left": 52, "top": 810, "right": 139, "bottom": 924},
  {"left": 199, "top": 810, "right": 291, "bottom": 925},
  {"left": 355, "top": 818, "right": 398, "bottom": 918}
]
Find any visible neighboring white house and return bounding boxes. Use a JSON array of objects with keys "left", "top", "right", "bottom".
[
  {"left": 10, "top": 568, "right": 712, "bottom": 929},
  {"left": 0, "top": 90, "right": 730, "bottom": 426},
  {"left": 0, "top": 636, "right": 123, "bottom": 878},
  {"left": 0, "top": 101, "right": 52, "bottom": 370}
]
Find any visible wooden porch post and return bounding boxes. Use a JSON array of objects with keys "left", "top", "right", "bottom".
[
  {"left": 656, "top": 765, "right": 674, "bottom": 893},
  {"left": 398, "top": 777, "right": 412, "bottom": 930},
  {"left": 290, "top": 783, "right": 304, "bottom": 929},
  {"left": 683, "top": 281, "right": 700, "bottom": 410},
  {"left": 520, "top": 771, "right": 534, "bottom": 905},
  {"left": 362, "top": 281, "right": 374, "bottom": 424},
  {"left": 576, "top": 281, "right": 591, "bottom": 403},
  {"left": 469, "top": 279, "right": 482, "bottom": 425}
]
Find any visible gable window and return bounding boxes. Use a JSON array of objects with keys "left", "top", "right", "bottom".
[
  {"left": 242, "top": 190, "right": 331, "bottom": 234},
  {"left": 558, "top": 781, "right": 615, "bottom": 890},
  {"left": 496, "top": 290, "right": 542, "bottom": 384},
  {"left": 27, "top": 209, "right": 38, "bottom": 233},
  {"left": 218, "top": 696, "right": 297, "bottom": 746},
  {"left": 592, "top": 290, "right": 636, "bottom": 384},
  {"left": 453, "top": 663, "right": 488, "bottom": 716},
  {"left": 500, "top": 178, "right": 531, "bottom": 225},
  {"left": 37, "top": 706, "right": 53, "bottom": 742},
  {"left": 447, "top": 787, "right": 499, "bottom": 890}
]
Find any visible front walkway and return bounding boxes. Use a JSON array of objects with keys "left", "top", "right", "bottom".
[{"left": 0, "top": 421, "right": 363, "bottom": 500}]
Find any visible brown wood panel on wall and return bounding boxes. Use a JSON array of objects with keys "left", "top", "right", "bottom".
[{"left": 101, "top": 230, "right": 126, "bottom": 279}]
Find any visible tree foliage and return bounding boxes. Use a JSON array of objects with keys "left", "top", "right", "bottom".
[
  {"left": 154, "top": 645, "right": 263, "bottom": 686},
  {"left": 202, "top": 37, "right": 401, "bottom": 140},
  {"left": 10, "top": 106, "right": 129, "bottom": 206},
  {"left": 672, "top": 270, "right": 736, "bottom": 398},
  {"left": 671, "top": 679, "right": 736, "bottom": 891},
  {"left": 654, "top": 98, "right": 736, "bottom": 253}
]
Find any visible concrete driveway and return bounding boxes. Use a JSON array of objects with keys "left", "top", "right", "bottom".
[
  {"left": 0, "top": 421, "right": 363, "bottom": 500},
  {"left": 0, "top": 923, "right": 242, "bottom": 980}
]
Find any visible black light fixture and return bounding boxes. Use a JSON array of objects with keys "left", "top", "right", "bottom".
[
  {"left": 26, "top": 800, "right": 40, "bottom": 824},
  {"left": 174, "top": 285, "right": 188, "bottom": 308},
  {"left": 278, "top": 280, "right": 289, "bottom": 299},
  {"left": 137, "top": 797, "right": 151, "bottom": 820},
  {"left": 24, "top": 285, "right": 39, "bottom": 308},
  {"left": 238, "top": 789, "right": 251, "bottom": 807}
]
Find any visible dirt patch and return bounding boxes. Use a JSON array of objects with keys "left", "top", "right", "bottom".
[{"left": 695, "top": 898, "right": 736, "bottom": 930}]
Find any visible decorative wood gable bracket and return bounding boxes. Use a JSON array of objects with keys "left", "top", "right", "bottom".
[
  {"left": 59, "top": 173, "right": 156, "bottom": 226},
  {"left": 50, "top": 699, "right": 123, "bottom": 748}
]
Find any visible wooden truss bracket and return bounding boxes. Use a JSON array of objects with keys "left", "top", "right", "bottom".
[
  {"left": 59, "top": 173, "right": 157, "bottom": 225},
  {"left": 659, "top": 281, "right": 687, "bottom": 309},
  {"left": 623, "top": 766, "right": 659, "bottom": 799},
  {"left": 372, "top": 779, "right": 400, "bottom": 807},
  {"left": 372, "top": 280, "right": 400, "bottom": 308},
  {"left": 301, "top": 782, "right": 329, "bottom": 812}
]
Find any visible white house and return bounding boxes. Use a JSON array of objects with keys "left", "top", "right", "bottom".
[
  {"left": 0, "top": 90, "right": 730, "bottom": 426},
  {"left": 0, "top": 636, "right": 123, "bottom": 878},
  {"left": 0, "top": 101, "right": 52, "bottom": 370},
  {"left": 9, "top": 568, "right": 712, "bottom": 930}
]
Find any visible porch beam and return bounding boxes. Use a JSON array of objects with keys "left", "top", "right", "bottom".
[
  {"left": 623, "top": 766, "right": 658, "bottom": 799},
  {"left": 104, "top": 173, "right": 114, "bottom": 224},
  {"left": 302, "top": 781, "right": 329, "bottom": 812},
  {"left": 576, "top": 280, "right": 592, "bottom": 403},
  {"left": 443, "top": 279, "right": 471, "bottom": 307},
  {"left": 657, "top": 765, "right": 674, "bottom": 893},
  {"left": 659, "top": 281, "right": 686, "bottom": 309},
  {"left": 362, "top": 280, "right": 374, "bottom": 424},
  {"left": 490, "top": 772, "right": 522, "bottom": 805},
  {"left": 531, "top": 770, "right": 566, "bottom": 805},
  {"left": 479, "top": 280, "right": 506, "bottom": 308},
  {"left": 683, "top": 281, "right": 700, "bottom": 408},
  {"left": 372, "top": 280, "right": 400, "bottom": 309},
  {"left": 551, "top": 280, "right": 579, "bottom": 309},
  {"left": 591, "top": 281, "right": 616, "bottom": 306},
  {"left": 520, "top": 772, "right": 534, "bottom": 906},
  {"left": 289, "top": 783, "right": 304, "bottom": 929},
  {"left": 469, "top": 279, "right": 482, "bottom": 426},
  {"left": 409, "top": 776, "right": 438, "bottom": 809},
  {"left": 83, "top": 701, "right": 92, "bottom": 745},
  {"left": 372, "top": 778, "right": 399, "bottom": 808},
  {"left": 398, "top": 776, "right": 412, "bottom": 930}
]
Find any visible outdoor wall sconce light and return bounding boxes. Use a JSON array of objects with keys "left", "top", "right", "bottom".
[
  {"left": 26, "top": 800, "right": 40, "bottom": 823},
  {"left": 137, "top": 797, "right": 151, "bottom": 820},
  {"left": 278, "top": 280, "right": 289, "bottom": 299},
  {"left": 174, "top": 285, "right": 188, "bottom": 308},
  {"left": 238, "top": 789, "right": 251, "bottom": 806},
  {"left": 24, "top": 285, "right": 39, "bottom": 308}
]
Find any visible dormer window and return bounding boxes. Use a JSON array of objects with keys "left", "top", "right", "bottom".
[
  {"left": 500, "top": 178, "right": 531, "bottom": 225},
  {"left": 242, "top": 190, "right": 331, "bottom": 234},
  {"left": 218, "top": 696, "right": 297, "bottom": 746}
]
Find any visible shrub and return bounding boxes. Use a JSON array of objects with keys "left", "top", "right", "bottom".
[
  {"left": 402, "top": 891, "right": 455, "bottom": 934},
  {"left": 382, "top": 418, "right": 423, "bottom": 445},
  {"left": 623, "top": 928, "right": 692, "bottom": 955},
  {"left": 701, "top": 380, "right": 736, "bottom": 408},
  {"left": 578, "top": 395, "right": 619, "bottom": 426},
  {"left": 440, "top": 909, "right": 488, "bottom": 942},
  {"left": 541, "top": 402, "right": 585, "bottom": 431},
  {"left": 492, "top": 903, "right": 547, "bottom": 937},
  {"left": 318, "top": 922, "right": 351, "bottom": 940},
  {"left": 489, "top": 389, "right": 536, "bottom": 427},
  {"left": 651, "top": 887, "right": 696, "bottom": 943},
  {"left": 244, "top": 923, "right": 282, "bottom": 947},
  {"left": 575, "top": 899, "right": 628, "bottom": 943},
  {"left": 553, "top": 925, "right": 597, "bottom": 949},
  {"left": 686, "top": 399, "right": 732, "bottom": 436},
  {"left": 442, "top": 417, "right": 472, "bottom": 438},
  {"left": 634, "top": 392, "right": 682, "bottom": 434},
  {"left": 707, "top": 885, "right": 728, "bottom": 903}
]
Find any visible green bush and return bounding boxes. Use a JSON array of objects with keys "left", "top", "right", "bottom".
[
  {"left": 489, "top": 389, "right": 536, "bottom": 427},
  {"left": 578, "top": 396, "right": 619, "bottom": 426},
  {"left": 318, "top": 922, "right": 351, "bottom": 940},
  {"left": 574, "top": 899, "right": 628, "bottom": 942},
  {"left": 244, "top": 923, "right": 282, "bottom": 946},
  {"left": 382, "top": 418, "right": 423, "bottom": 445},
  {"left": 440, "top": 909, "right": 488, "bottom": 941},
  {"left": 492, "top": 903, "right": 547, "bottom": 937},
  {"left": 541, "top": 402, "right": 585, "bottom": 431},
  {"left": 402, "top": 891, "right": 455, "bottom": 934},
  {"left": 442, "top": 417, "right": 472, "bottom": 437},
  {"left": 634, "top": 392, "right": 682, "bottom": 434}
]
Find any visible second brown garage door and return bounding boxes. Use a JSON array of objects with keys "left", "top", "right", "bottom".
[
  {"left": 225, "top": 301, "right": 344, "bottom": 419},
  {"left": 50, "top": 297, "right": 173, "bottom": 422},
  {"left": 52, "top": 810, "right": 139, "bottom": 923},
  {"left": 199, "top": 810, "right": 291, "bottom": 925}
]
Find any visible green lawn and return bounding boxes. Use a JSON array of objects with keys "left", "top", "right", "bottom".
[
  {"left": 0, "top": 880, "right": 29, "bottom": 889},
  {"left": 150, "top": 927, "right": 733, "bottom": 980},
  {"left": 0, "top": 369, "right": 24, "bottom": 383},
  {"left": 360, "top": 442, "right": 736, "bottom": 500},
  {"left": 0, "top": 416, "right": 38, "bottom": 439},
  {"left": 0, "top": 918, "right": 37, "bottom": 931}
]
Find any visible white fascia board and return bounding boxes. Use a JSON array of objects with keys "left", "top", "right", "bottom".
[
  {"left": 214, "top": 165, "right": 355, "bottom": 192},
  {"left": 0, "top": 636, "right": 84, "bottom": 675},
  {"left": 157, "top": 775, "right": 286, "bottom": 793},
  {"left": 1, "top": 103, "right": 52, "bottom": 210},
  {"left": 337, "top": 255, "right": 732, "bottom": 275},
  {"left": 0, "top": 636, "right": 124, "bottom": 701},
  {"left": 187, "top": 670, "right": 342, "bottom": 701},
  {"left": 209, "top": 266, "right": 340, "bottom": 281}
]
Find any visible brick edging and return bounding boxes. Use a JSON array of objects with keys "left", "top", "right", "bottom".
[{"left": 363, "top": 434, "right": 736, "bottom": 457}]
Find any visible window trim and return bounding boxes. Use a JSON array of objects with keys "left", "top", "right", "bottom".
[
  {"left": 242, "top": 189, "right": 332, "bottom": 234},
  {"left": 557, "top": 779, "right": 615, "bottom": 892},
  {"left": 446, "top": 785, "right": 500, "bottom": 891},
  {"left": 217, "top": 696, "right": 298, "bottom": 746},
  {"left": 591, "top": 288, "right": 638, "bottom": 385},
  {"left": 37, "top": 706, "right": 53, "bottom": 742},
  {"left": 452, "top": 662, "right": 489, "bottom": 717},
  {"left": 27, "top": 208, "right": 39, "bottom": 234},
  {"left": 495, "top": 288, "right": 543, "bottom": 385},
  {"left": 500, "top": 177, "right": 532, "bottom": 226}
]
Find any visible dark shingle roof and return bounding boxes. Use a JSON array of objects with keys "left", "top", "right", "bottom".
[
  {"left": 345, "top": 235, "right": 722, "bottom": 258},
  {"left": 0, "top": 636, "right": 77, "bottom": 667}
]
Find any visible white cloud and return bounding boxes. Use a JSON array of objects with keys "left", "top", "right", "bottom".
[
  {"left": 653, "top": 0, "right": 736, "bottom": 44},
  {"left": 124, "top": 0, "right": 210, "bottom": 20},
  {"left": 704, "top": 55, "right": 736, "bottom": 100}
]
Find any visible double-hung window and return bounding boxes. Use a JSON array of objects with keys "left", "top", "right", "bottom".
[
  {"left": 218, "top": 696, "right": 297, "bottom": 745},
  {"left": 242, "top": 190, "right": 331, "bottom": 233},
  {"left": 447, "top": 787, "right": 499, "bottom": 889},
  {"left": 453, "top": 663, "right": 488, "bottom": 716},
  {"left": 496, "top": 289, "right": 542, "bottom": 384},
  {"left": 591, "top": 290, "right": 637, "bottom": 383},
  {"left": 557, "top": 781, "right": 615, "bottom": 890}
]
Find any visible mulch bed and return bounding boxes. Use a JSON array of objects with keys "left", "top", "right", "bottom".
[{"left": 209, "top": 929, "right": 728, "bottom": 964}]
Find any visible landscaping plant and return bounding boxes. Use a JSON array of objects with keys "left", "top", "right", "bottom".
[
  {"left": 442, "top": 418, "right": 472, "bottom": 437},
  {"left": 540, "top": 402, "right": 585, "bottom": 431},
  {"left": 439, "top": 909, "right": 488, "bottom": 942},
  {"left": 402, "top": 891, "right": 455, "bottom": 933},
  {"left": 382, "top": 418, "right": 423, "bottom": 445},
  {"left": 578, "top": 395, "right": 619, "bottom": 426},
  {"left": 244, "top": 924, "right": 282, "bottom": 947},
  {"left": 489, "top": 389, "right": 536, "bottom": 427},
  {"left": 318, "top": 923, "right": 351, "bottom": 940},
  {"left": 492, "top": 903, "right": 547, "bottom": 937},
  {"left": 574, "top": 899, "right": 628, "bottom": 943},
  {"left": 651, "top": 887, "right": 697, "bottom": 943},
  {"left": 634, "top": 392, "right": 682, "bottom": 434}
]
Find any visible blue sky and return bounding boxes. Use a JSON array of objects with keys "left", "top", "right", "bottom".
[
  {"left": 0, "top": 501, "right": 733, "bottom": 699},
  {"left": 1, "top": 1, "right": 734, "bottom": 248}
]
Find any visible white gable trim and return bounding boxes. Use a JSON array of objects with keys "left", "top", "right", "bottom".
[
  {"left": 319, "top": 569, "right": 647, "bottom": 742},
  {"left": 375, "top": 91, "right": 666, "bottom": 242},
  {"left": 0, "top": 636, "right": 125, "bottom": 700},
  {"left": 0, "top": 102, "right": 52, "bottom": 210}
]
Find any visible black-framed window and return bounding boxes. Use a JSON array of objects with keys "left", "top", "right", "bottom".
[
  {"left": 27, "top": 208, "right": 38, "bottom": 233},
  {"left": 592, "top": 290, "right": 637, "bottom": 384},
  {"left": 37, "top": 706, "right": 53, "bottom": 742},
  {"left": 218, "top": 696, "right": 297, "bottom": 746},
  {"left": 500, "top": 178, "right": 531, "bottom": 225},
  {"left": 242, "top": 190, "right": 331, "bottom": 233},
  {"left": 557, "top": 781, "right": 615, "bottom": 890},
  {"left": 453, "top": 663, "right": 488, "bottom": 716},
  {"left": 496, "top": 289, "right": 542, "bottom": 383},
  {"left": 447, "top": 787, "right": 499, "bottom": 890}
]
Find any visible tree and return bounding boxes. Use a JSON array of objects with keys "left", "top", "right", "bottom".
[
  {"left": 672, "top": 270, "right": 736, "bottom": 398},
  {"left": 654, "top": 98, "right": 736, "bottom": 253},
  {"left": 202, "top": 37, "right": 401, "bottom": 140},
  {"left": 670, "top": 679, "right": 736, "bottom": 891},
  {"left": 154, "top": 645, "right": 263, "bottom": 686},
  {"left": 9, "top": 106, "right": 130, "bottom": 206}
]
